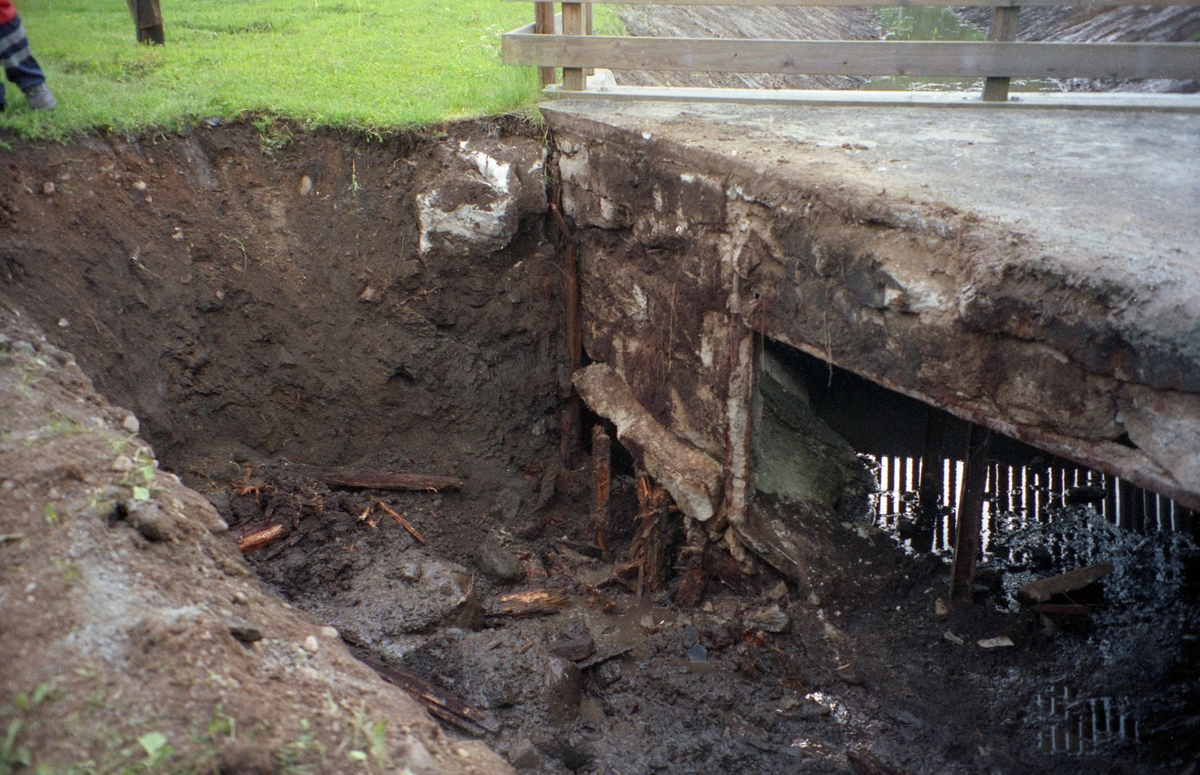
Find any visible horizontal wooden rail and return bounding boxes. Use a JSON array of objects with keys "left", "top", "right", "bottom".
[
  {"left": 503, "top": 0, "right": 1200, "bottom": 6},
  {"left": 504, "top": 35, "right": 1200, "bottom": 80}
]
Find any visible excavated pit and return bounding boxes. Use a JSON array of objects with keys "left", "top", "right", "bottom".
[{"left": 3, "top": 119, "right": 1199, "bottom": 774}]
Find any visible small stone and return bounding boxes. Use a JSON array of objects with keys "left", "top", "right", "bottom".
[
  {"left": 299, "top": 175, "right": 313, "bottom": 196},
  {"left": 57, "top": 318, "right": 69, "bottom": 329},
  {"left": 122, "top": 414, "right": 140, "bottom": 434},
  {"left": 228, "top": 624, "right": 263, "bottom": 643},
  {"left": 508, "top": 740, "right": 540, "bottom": 771},
  {"left": 935, "top": 598, "right": 949, "bottom": 617},
  {"left": 943, "top": 630, "right": 965, "bottom": 646},
  {"left": 544, "top": 657, "right": 582, "bottom": 725},
  {"left": 232, "top": 591, "right": 249, "bottom": 605},
  {"left": 977, "top": 635, "right": 1015, "bottom": 649},
  {"left": 476, "top": 536, "right": 525, "bottom": 583},
  {"left": 171, "top": 227, "right": 184, "bottom": 241},
  {"left": 132, "top": 180, "right": 147, "bottom": 191},
  {"left": 686, "top": 643, "right": 708, "bottom": 663},
  {"left": 319, "top": 626, "right": 340, "bottom": 639},
  {"left": 579, "top": 697, "right": 606, "bottom": 730},
  {"left": 494, "top": 488, "right": 522, "bottom": 521},
  {"left": 42, "top": 181, "right": 55, "bottom": 195},
  {"left": 127, "top": 502, "right": 173, "bottom": 542},
  {"left": 12, "top": 341, "right": 35, "bottom": 356},
  {"left": 593, "top": 659, "right": 623, "bottom": 688},
  {"left": 743, "top": 603, "right": 789, "bottom": 633},
  {"left": 302, "top": 635, "right": 319, "bottom": 654},
  {"left": 807, "top": 591, "right": 822, "bottom": 607},
  {"left": 549, "top": 636, "right": 596, "bottom": 662},
  {"left": 111, "top": 455, "right": 135, "bottom": 473},
  {"left": 767, "top": 581, "right": 789, "bottom": 601}
]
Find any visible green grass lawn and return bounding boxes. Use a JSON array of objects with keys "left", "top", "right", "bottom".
[{"left": 0, "top": 0, "right": 554, "bottom": 139}]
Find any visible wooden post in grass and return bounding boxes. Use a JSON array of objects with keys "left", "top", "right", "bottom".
[
  {"left": 562, "top": 2, "right": 585, "bottom": 91},
  {"left": 535, "top": 2, "right": 557, "bottom": 88},
  {"left": 982, "top": 6, "right": 1020, "bottom": 101},
  {"left": 126, "top": 0, "right": 164, "bottom": 45}
]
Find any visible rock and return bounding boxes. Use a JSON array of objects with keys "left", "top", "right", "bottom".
[
  {"left": 977, "top": 636, "right": 1015, "bottom": 649},
  {"left": 494, "top": 487, "right": 522, "bottom": 521},
  {"left": 319, "top": 626, "right": 340, "bottom": 639},
  {"left": 542, "top": 735, "right": 595, "bottom": 772},
  {"left": 126, "top": 501, "right": 175, "bottom": 543},
  {"left": 132, "top": 180, "right": 147, "bottom": 192},
  {"left": 476, "top": 535, "right": 525, "bottom": 583},
  {"left": 767, "top": 581, "right": 789, "bottom": 601},
  {"left": 592, "top": 659, "right": 623, "bottom": 689},
  {"left": 111, "top": 455, "right": 135, "bottom": 473},
  {"left": 227, "top": 623, "right": 263, "bottom": 643},
  {"left": 509, "top": 740, "right": 540, "bottom": 771},
  {"left": 302, "top": 635, "right": 320, "bottom": 654},
  {"left": 42, "top": 181, "right": 54, "bottom": 195},
  {"left": 743, "top": 603, "right": 789, "bottom": 633},
  {"left": 415, "top": 141, "right": 547, "bottom": 257},
  {"left": 548, "top": 635, "right": 596, "bottom": 662},
  {"left": 579, "top": 697, "right": 606, "bottom": 729},
  {"left": 122, "top": 414, "right": 140, "bottom": 434},
  {"left": 299, "top": 175, "right": 313, "bottom": 196},
  {"left": 544, "top": 656, "right": 582, "bottom": 725},
  {"left": 686, "top": 643, "right": 708, "bottom": 663}
]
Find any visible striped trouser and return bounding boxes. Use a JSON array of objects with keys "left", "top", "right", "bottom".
[{"left": 0, "top": 14, "right": 46, "bottom": 103}]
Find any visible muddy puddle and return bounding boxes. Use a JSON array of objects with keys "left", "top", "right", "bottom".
[{"left": 2, "top": 120, "right": 1198, "bottom": 774}]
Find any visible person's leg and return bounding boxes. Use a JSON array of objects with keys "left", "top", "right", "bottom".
[{"left": 1, "top": 14, "right": 54, "bottom": 109}]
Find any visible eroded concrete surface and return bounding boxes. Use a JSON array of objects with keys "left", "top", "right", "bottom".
[{"left": 543, "top": 99, "right": 1200, "bottom": 513}]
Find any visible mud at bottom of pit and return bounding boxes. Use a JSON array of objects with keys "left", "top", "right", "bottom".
[{"left": 219, "top": 455, "right": 1199, "bottom": 775}]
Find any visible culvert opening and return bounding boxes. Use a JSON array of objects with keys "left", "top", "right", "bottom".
[{"left": 2, "top": 120, "right": 1198, "bottom": 774}]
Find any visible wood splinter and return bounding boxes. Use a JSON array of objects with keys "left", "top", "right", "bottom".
[
  {"left": 375, "top": 499, "right": 426, "bottom": 544},
  {"left": 493, "top": 590, "right": 570, "bottom": 618},
  {"left": 237, "top": 523, "right": 284, "bottom": 554},
  {"left": 314, "top": 468, "right": 462, "bottom": 492}
]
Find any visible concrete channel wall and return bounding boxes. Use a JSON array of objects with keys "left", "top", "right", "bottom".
[{"left": 542, "top": 100, "right": 1200, "bottom": 517}]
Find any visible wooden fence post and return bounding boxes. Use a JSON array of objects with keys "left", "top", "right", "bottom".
[
  {"left": 535, "top": 2, "right": 557, "bottom": 88},
  {"left": 982, "top": 6, "right": 1020, "bottom": 101},
  {"left": 126, "top": 0, "right": 164, "bottom": 45},
  {"left": 562, "top": 2, "right": 585, "bottom": 91}
]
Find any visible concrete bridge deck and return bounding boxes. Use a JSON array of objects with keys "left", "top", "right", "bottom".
[{"left": 541, "top": 96, "right": 1200, "bottom": 512}]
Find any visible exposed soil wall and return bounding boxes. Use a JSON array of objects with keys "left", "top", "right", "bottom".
[{"left": 1, "top": 119, "right": 560, "bottom": 500}]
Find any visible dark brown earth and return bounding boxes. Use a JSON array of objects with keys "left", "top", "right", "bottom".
[{"left": 2, "top": 118, "right": 1198, "bottom": 775}]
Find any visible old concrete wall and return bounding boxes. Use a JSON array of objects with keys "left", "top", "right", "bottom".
[{"left": 545, "top": 106, "right": 1200, "bottom": 515}]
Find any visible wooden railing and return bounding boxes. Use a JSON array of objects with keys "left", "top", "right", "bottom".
[{"left": 502, "top": 0, "right": 1200, "bottom": 102}]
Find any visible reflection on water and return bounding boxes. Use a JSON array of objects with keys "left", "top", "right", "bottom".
[
  {"left": 870, "top": 453, "right": 1197, "bottom": 556},
  {"left": 862, "top": 6, "right": 1060, "bottom": 94}
]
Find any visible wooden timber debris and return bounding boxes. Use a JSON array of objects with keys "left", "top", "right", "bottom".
[
  {"left": 355, "top": 652, "right": 500, "bottom": 735},
  {"left": 1019, "top": 561, "right": 1115, "bottom": 604},
  {"left": 237, "top": 524, "right": 284, "bottom": 554},
  {"left": 632, "top": 476, "right": 670, "bottom": 593},
  {"left": 572, "top": 363, "right": 723, "bottom": 523},
  {"left": 375, "top": 500, "right": 426, "bottom": 544},
  {"left": 950, "top": 425, "right": 992, "bottom": 603},
  {"left": 591, "top": 424, "right": 612, "bottom": 558},
  {"left": 314, "top": 468, "right": 462, "bottom": 492},
  {"left": 493, "top": 590, "right": 571, "bottom": 618}
]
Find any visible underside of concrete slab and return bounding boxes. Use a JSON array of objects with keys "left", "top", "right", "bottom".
[{"left": 543, "top": 99, "right": 1200, "bottom": 518}]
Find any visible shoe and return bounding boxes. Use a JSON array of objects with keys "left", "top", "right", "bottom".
[{"left": 24, "top": 83, "right": 56, "bottom": 111}]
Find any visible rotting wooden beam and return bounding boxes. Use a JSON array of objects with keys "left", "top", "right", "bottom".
[
  {"left": 914, "top": 410, "right": 946, "bottom": 553},
  {"left": 591, "top": 424, "right": 612, "bottom": 558},
  {"left": 503, "top": 37, "right": 1200, "bottom": 81},
  {"left": 950, "top": 425, "right": 992, "bottom": 603},
  {"left": 550, "top": 202, "right": 583, "bottom": 469},
  {"left": 355, "top": 651, "right": 501, "bottom": 735}
]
